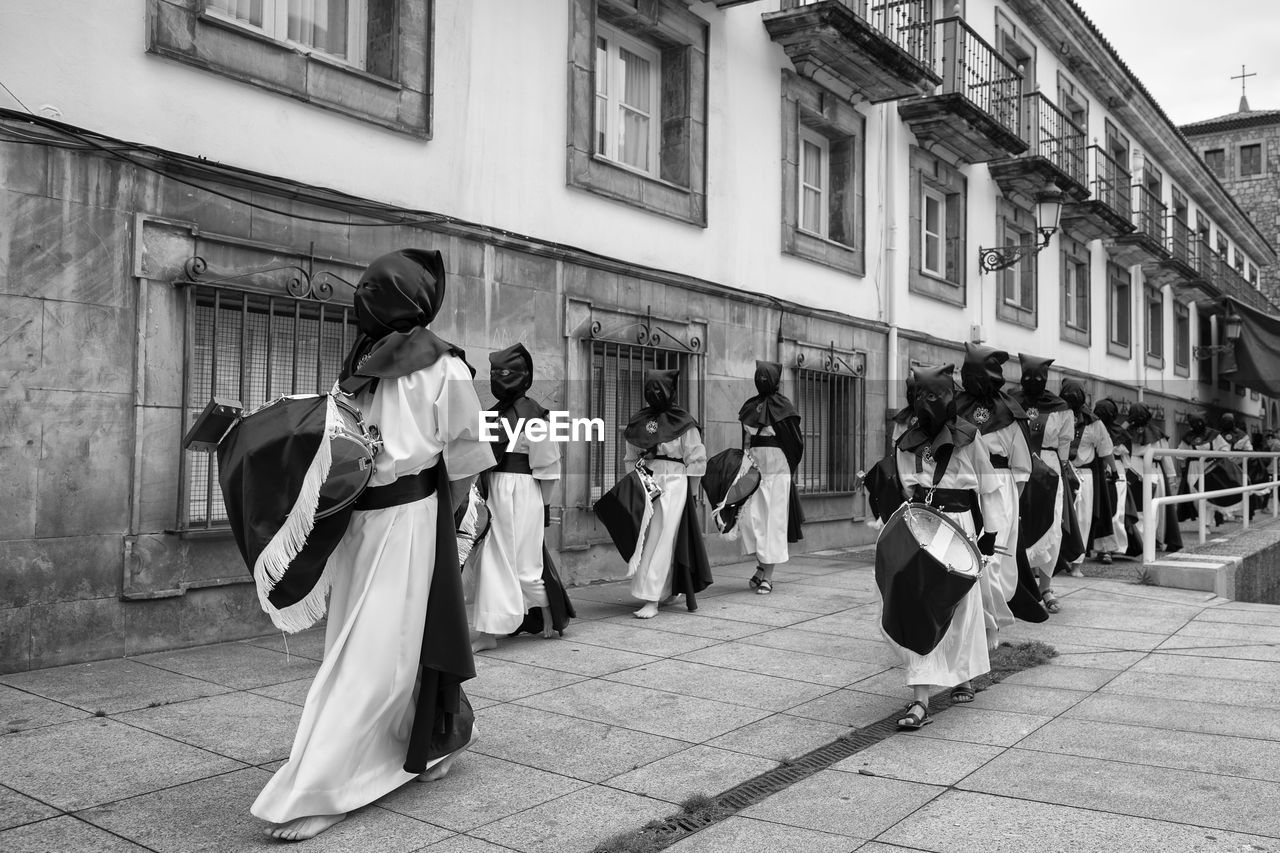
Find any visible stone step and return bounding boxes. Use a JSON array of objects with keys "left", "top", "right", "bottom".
[{"left": 1144, "top": 554, "right": 1240, "bottom": 598}]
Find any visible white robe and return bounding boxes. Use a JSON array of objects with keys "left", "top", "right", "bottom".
[
  {"left": 1071, "top": 420, "right": 1114, "bottom": 558},
  {"left": 1092, "top": 444, "right": 1129, "bottom": 554},
  {"left": 626, "top": 429, "right": 707, "bottom": 602},
  {"left": 974, "top": 422, "right": 1031, "bottom": 634},
  {"left": 1026, "top": 410, "right": 1073, "bottom": 572},
  {"left": 882, "top": 436, "right": 1007, "bottom": 687},
  {"left": 1130, "top": 436, "right": 1177, "bottom": 548},
  {"left": 740, "top": 426, "right": 791, "bottom": 565},
  {"left": 472, "top": 419, "right": 560, "bottom": 635},
  {"left": 252, "top": 356, "right": 494, "bottom": 824}
]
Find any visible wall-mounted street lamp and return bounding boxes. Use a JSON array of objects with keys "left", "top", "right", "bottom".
[
  {"left": 978, "top": 190, "right": 1064, "bottom": 273},
  {"left": 1192, "top": 311, "right": 1243, "bottom": 358}
]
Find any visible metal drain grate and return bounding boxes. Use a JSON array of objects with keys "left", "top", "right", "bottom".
[{"left": 599, "top": 688, "right": 965, "bottom": 852}]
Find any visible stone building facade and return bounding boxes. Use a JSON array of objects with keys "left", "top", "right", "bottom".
[{"left": 1182, "top": 106, "right": 1280, "bottom": 306}]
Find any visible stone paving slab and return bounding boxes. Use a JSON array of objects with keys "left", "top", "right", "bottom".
[
  {"left": 1021, "top": 717, "right": 1280, "bottom": 782},
  {"left": 0, "top": 683, "right": 88, "bottom": 733},
  {"left": 738, "top": 626, "right": 901, "bottom": 667},
  {"left": 1102, "top": 669, "right": 1280, "bottom": 707},
  {"left": 959, "top": 749, "right": 1280, "bottom": 838},
  {"left": 1, "top": 717, "right": 243, "bottom": 811},
  {"left": 378, "top": 752, "right": 586, "bottom": 832},
  {"left": 606, "top": 744, "right": 778, "bottom": 805},
  {"left": 996, "top": 663, "right": 1119, "bottom": 691},
  {"left": 1064, "top": 690, "right": 1280, "bottom": 742},
  {"left": 518, "top": 678, "right": 773, "bottom": 741},
  {"left": 467, "top": 655, "right": 589, "bottom": 702},
  {"left": 112, "top": 692, "right": 302, "bottom": 766},
  {"left": 558, "top": 619, "right": 724, "bottom": 658},
  {"left": 479, "top": 636, "right": 660, "bottom": 677},
  {"left": 0, "top": 659, "right": 231, "bottom": 715},
  {"left": 0, "top": 784, "right": 58, "bottom": 831},
  {"left": 782, "top": 688, "right": 903, "bottom": 728},
  {"left": 877, "top": 789, "right": 1280, "bottom": 853},
  {"left": 468, "top": 703, "right": 690, "bottom": 783},
  {"left": 596, "top": 610, "right": 772, "bottom": 641},
  {"left": 665, "top": 816, "right": 863, "bottom": 853},
  {"left": 468, "top": 784, "right": 672, "bottom": 853},
  {"left": 243, "top": 628, "right": 327, "bottom": 661},
  {"left": 0, "top": 815, "right": 154, "bottom": 852},
  {"left": 832, "top": 735, "right": 1003, "bottom": 786},
  {"left": 1155, "top": 634, "right": 1280, "bottom": 662},
  {"left": 915, "top": 706, "right": 1054, "bottom": 747},
  {"left": 703, "top": 713, "right": 852, "bottom": 763},
  {"left": 133, "top": 642, "right": 319, "bottom": 691},
  {"left": 604, "top": 658, "right": 832, "bottom": 712},
  {"left": 738, "top": 769, "right": 943, "bottom": 840},
  {"left": 77, "top": 767, "right": 453, "bottom": 852},
  {"left": 676, "top": 638, "right": 887, "bottom": 687}
]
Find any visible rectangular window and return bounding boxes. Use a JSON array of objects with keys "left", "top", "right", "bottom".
[
  {"left": 182, "top": 286, "right": 358, "bottom": 529},
  {"left": 208, "top": 0, "right": 368, "bottom": 67},
  {"left": 585, "top": 341, "right": 700, "bottom": 501},
  {"left": 799, "top": 127, "right": 830, "bottom": 236},
  {"left": 1108, "top": 264, "right": 1131, "bottom": 351},
  {"left": 1145, "top": 287, "right": 1164, "bottom": 361},
  {"left": 1001, "top": 227, "right": 1035, "bottom": 311},
  {"left": 1241, "top": 143, "right": 1263, "bottom": 176},
  {"left": 1204, "top": 148, "right": 1225, "bottom": 176},
  {"left": 921, "top": 187, "right": 945, "bottom": 277},
  {"left": 1174, "top": 302, "right": 1190, "bottom": 372},
  {"left": 595, "top": 24, "right": 662, "bottom": 177},
  {"left": 793, "top": 367, "right": 860, "bottom": 495},
  {"left": 1063, "top": 255, "right": 1089, "bottom": 332}
]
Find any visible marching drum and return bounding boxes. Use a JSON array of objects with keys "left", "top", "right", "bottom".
[
  {"left": 235, "top": 394, "right": 383, "bottom": 520},
  {"left": 875, "top": 501, "right": 983, "bottom": 655}
]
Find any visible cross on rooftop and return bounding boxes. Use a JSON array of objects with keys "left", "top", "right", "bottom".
[{"left": 1231, "top": 64, "right": 1257, "bottom": 112}]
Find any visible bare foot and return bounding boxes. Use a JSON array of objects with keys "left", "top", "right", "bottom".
[
  {"left": 268, "top": 813, "right": 346, "bottom": 841},
  {"left": 540, "top": 606, "right": 555, "bottom": 639},
  {"left": 634, "top": 601, "right": 659, "bottom": 619},
  {"left": 471, "top": 633, "right": 498, "bottom": 653},
  {"left": 416, "top": 730, "right": 479, "bottom": 782}
]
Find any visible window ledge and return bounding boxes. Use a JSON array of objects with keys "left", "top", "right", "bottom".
[
  {"left": 998, "top": 302, "right": 1037, "bottom": 330},
  {"left": 589, "top": 154, "right": 692, "bottom": 195},
  {"left": 1107, "top": 341, "right": 1131, "bottom": 358},
  {"left": 1060, "top": 324, "right": 1090, "bottom": 347},
  {"left": 1174, "top": 362, "right": 1190, "bottom": 377},
  {"left": 785, "top": 228, "right": 865, "bottom": 276},
  {"left": 1145, "top": 354, "right": 1165, "bottom": 369}
]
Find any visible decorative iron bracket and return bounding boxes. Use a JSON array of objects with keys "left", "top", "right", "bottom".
[
  {"left": 796, "top": 341, "right": 865, "bottom": 376},
  {"left": 173, "top": 243, "right": 357, "bottom": 303},
  {"left": 588, "top": 305, "right": 703, "bottom": 353}
]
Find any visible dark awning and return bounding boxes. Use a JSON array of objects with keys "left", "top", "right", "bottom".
[{"left": 1220, "top": 296, "right": 1280, "bottom": 397}]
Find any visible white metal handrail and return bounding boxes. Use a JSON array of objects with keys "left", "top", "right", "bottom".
[{"left": 1140, "top": 447, "right": 1280, "bottom": 563}]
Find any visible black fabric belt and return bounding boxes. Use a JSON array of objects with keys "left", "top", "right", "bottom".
[
  {"left": 910, "top": 486, "right": 975, "bottom": 513},
  {"left": 354, "top": 466, "right": 438, "bottom": 511},
  {"left": 495, "top": 452, "right": 532, "bottom": 475},
  {"left": 648, "top": 455, "right": 685, "bottom": 464},
  {"left": 749, "top": 435, "right": 780, "bottom": 449},
  {"left": 989, "top": 454, "right": 1009, "bottom": 469}
]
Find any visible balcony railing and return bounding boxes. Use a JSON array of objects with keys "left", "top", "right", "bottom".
[
  {"left": 1088, "top": 145, "right": 1131, "bottom": 220},
  {"left": 1131, "top": 182, "right": 1166, "bottom": 246},
  {"left": 1021, "top": 92, "right": 1087, "bottom": 187},
  {"left": 1191, "top": 237, "right": 1221, "bottom": 282},
  {"left": 786, "top": 0, "right": 934, "bottom": 67},
  {"left": 936, "top": 16, "right": 1022, "bottom": 141}
]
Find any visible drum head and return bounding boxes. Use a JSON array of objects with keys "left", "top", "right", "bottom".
[
  {"left": 899, "top": 504, "right": 982, "bottom": 579},
  {"left": 317, "top": 434, "right": 376, "bottom": 518}
]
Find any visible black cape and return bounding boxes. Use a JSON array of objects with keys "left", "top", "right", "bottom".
[
  {"left": 750, "top": 416, "right": 807, "bottom": 543},
  {"left": 592, "top": 474, "right": 712, "bottom": 611}
]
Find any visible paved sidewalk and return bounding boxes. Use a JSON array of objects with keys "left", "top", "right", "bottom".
[{"left": 3, "top": 552, "right": 1280, "bottom": 852}]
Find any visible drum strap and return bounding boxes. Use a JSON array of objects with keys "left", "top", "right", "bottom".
[
  {"left": 749, "top": 435, "right": 781, "bottom": 449},
  {"left": 354, "top": 465, "right": 439, "bottom": 511},
  {"left": 647, "top": 454, "right": 686, "bottom": 465},
  {"left": 912, "top": 443, "right": 985, "bottom": 534}
]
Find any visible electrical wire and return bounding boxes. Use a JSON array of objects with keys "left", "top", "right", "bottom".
[{"left": 0, "top": 79, "right": 31, "bottom": 114}]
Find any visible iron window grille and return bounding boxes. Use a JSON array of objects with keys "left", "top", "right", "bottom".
[
  {"left": 792, "top": 347, "right": 864, "bottom": 495},
  {"left": 583, "top": 311, "right": 705, "bottom": 503},
  {"left": 177, "top": 257, "right": 359, "bottom": 531}
]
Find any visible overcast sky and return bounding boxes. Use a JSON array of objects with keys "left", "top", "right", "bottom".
[{"left": 1071, "top": 0, "right": 1280, "bottom": 126}]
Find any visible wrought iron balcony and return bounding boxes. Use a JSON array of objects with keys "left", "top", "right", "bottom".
[
  {"left": 1060, "top": 145, "right": 1135, "bottom": 241},
  {"left": 897, "top": 16, "right": 1028, "bottom": 163},
  {"left": 700, "top": 0, "right": 763, "bottom": 6},
  {"left": 1106, "top": 178, "right": 1169, "bottom": 268},
  {"left": 989, "top": 92, "right": 1088, "bottom": 203},
  {"left": 764, "top": 0, "right": 940, "bottom": 104},
  {"left": 1144, "top": 217, "right": 1200, "bottom": 290}
]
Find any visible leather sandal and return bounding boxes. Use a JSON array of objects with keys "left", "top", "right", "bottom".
[
  {"left": 1043, "top": 593, "right": 1061, "bottom": 614},
  {"left": 756, "top": 578, "right": 773, "bottom": 595},
  {"left": 748, "top": 568, "right": 764, "bottom": 591},
  {"left": 950, "top": 684, "right": 975, "bottom": 704},
  {"left": 897, "top": 701, "right": 931, "bottom": 730}
]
